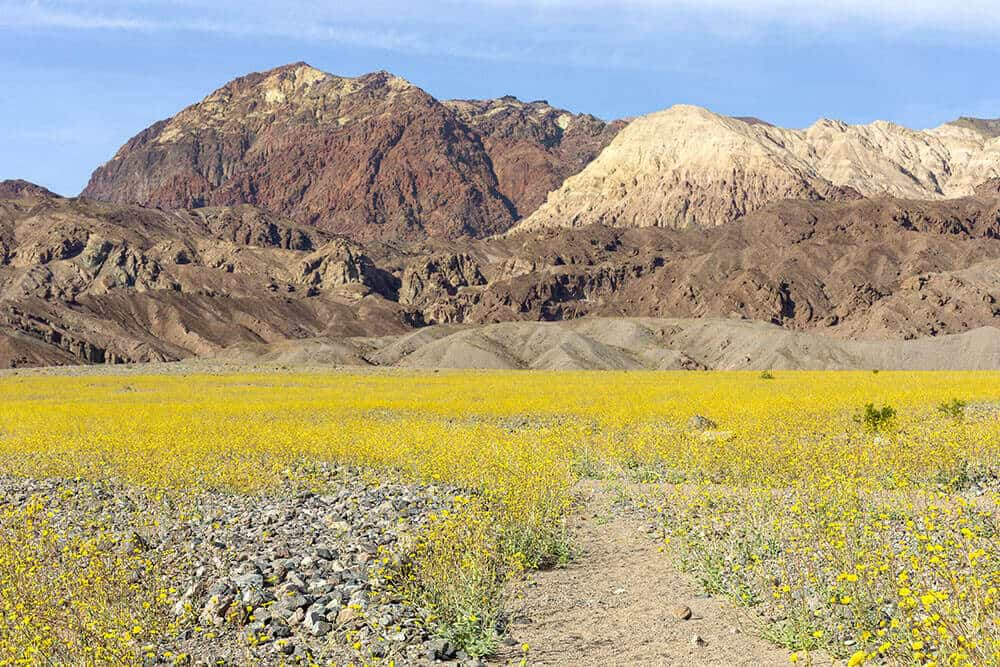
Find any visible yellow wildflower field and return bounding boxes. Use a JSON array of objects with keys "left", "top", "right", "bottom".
[{"left": 0, "top": 369, "right": 997, "bottom": 664}]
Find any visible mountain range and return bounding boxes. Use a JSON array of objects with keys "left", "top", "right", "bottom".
[{"left": 2, "top": 62, "right": 998, "bottom": 369}]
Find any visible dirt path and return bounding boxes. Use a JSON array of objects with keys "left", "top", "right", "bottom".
[{"left": 495, "top": 481, "right": 796, "bottom": 666}]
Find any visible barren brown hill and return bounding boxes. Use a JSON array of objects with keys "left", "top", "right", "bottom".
[
  {"left": 400, "top": 190, "right": 1000, "bottom": 340},
  {"left": 2, "top": 184, "right": 998, "bottom": 368},
  {"left": 82, "top": 63, "right": 517, "bottom": 241},
  {"left": 0, "top": 193, "right": 413, "bottom": 367},
  {"left": 0, "top": 180, "right": 60, "bottom": 200},
  {"left": 81, "top": 63, "right": 622, "bottom": 241}
]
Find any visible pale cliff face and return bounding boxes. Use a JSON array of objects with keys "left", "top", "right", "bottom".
[{"left": 518, "top": 104, "right": 1000, "bottom": 232}]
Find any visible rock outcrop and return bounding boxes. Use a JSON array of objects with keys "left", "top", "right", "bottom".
[
  {"left": 3, "top": 176, "right": 1000, "bottom": 368},
  {"left": 517, "top": 105, "right": 1000, "bottom": 232},
  {"left": 0, "top": 193, "right": 413, "bottom": 367},
  {"left": 0, "top": 180, "right": 60, "bottom": 200},
  {"left": 443, "top": 97, "right": 624, "bottom": 217}
]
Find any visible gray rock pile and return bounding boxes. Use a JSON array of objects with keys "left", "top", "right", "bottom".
[{"left": 0, "top": 464, "right": 464, "bottom": 664}]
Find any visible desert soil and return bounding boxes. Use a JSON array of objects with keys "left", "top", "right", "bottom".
[{"left": 497, "top": 481, "right": 796, "bottom": 666}]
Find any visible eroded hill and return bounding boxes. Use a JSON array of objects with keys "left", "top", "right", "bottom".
[{"left": 2, "top": 181, "right": 998, "bottom": 367}]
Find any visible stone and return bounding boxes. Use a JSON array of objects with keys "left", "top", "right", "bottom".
[
  {"left": 269, "top": 621, "right": 292, "bottom": 639},
  {"left": 337, "top": 606, "right": 360, "bottom": 626},
  {"left": 307, "top": 579, "right": 334, "bottom": 595},
  {"left": 669, "top": 604, "right": 693, "bottom": 620},
  {"left": 287, "top": 607, "right": 306, "bottom": 628},
  {"left": 199, "top": 594, "right": 234, "bottom": 626},
  {"left": 309, "top": 621, "right": 333, "bottom": 637},
  {"left": 279, "top": 594, "right": 309, "bottom": 612},
  {"left": 688, "top": 415, "right": 718, "bottom": 430},
  {"left": 304, "top": 607, "right": 327, "bottom": 627},
  {"left": 691, "top": 634, "right": 708, "bottom": 647},
  {"left": 234, "top": 573, "right": 264, "bottom": 590},
  {"left": 427, "top": 638, "right": 457, "bottom": 661}
]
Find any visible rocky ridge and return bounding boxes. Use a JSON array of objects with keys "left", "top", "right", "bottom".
[
  {"left": 443, "top": 97, "right": 624, "bottom": 217},
  {"left": 0, "top": 179, "right": 61, "bottom": 200},
  {"left": 518, "top": 105, "right": 1000, "bottom": 232},
  {"left": 2, "top": 182, "right": 999, "bottom": 368}
]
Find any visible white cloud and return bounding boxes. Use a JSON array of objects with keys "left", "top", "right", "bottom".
[
  {"left": 3, "top": 0, "right": 999, "bottom": 60},
  {"left": 474, "top": 0, "right": 1000, "bottom": 33},
  {"left": 0, "top": 1, "right": 702, "bottom": 70}
]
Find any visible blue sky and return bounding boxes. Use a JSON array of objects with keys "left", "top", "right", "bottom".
[{"left": 3, "top": 0, "right": 999, "bottom": 196}]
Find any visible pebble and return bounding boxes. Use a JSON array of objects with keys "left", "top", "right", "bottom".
[
  {"left": 691, "top": 634, "right": 708, "bottom": 647},
  {"left": 669, "top": 604, "right": 693, "bottom": 620},
  {"left": 427, "top": 638, "right": 457, "bottom": 661},
  {"left": 688, "top": 415, "right": 718, "bottom": 430}
]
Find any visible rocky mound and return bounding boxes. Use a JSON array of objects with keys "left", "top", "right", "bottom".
[
  {"left": 1, "top": 466, "right": 456, "bottom": 664},
  {"left": 518, "top": 105, "right": 1000, "bottom": 232},
  {"left": 82, "top": 63, "right": 622, "bottom": 241},
  {"left": 0, "top": 179, "right": 60, "bottom": 200}
]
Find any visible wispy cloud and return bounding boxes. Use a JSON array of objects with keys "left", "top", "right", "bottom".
[
  {"left": 9, "top": 0, "right": 1000, "bottom": 44},
  {"left": 474, "top": 0, "right": 1000, "bottom": 34},
  {"left": 3, "top": 0, "right": 998, "bottom": 78},
  {"left": 0, "top": 1, "right": 703, "bottom": 71},
  {"left": 1, "top": 2, "right": 155, "bottom": 29}
]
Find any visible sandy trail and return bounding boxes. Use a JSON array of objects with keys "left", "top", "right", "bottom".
[{"left": 496, "top": 481, "right": 796, "bottom": 666}]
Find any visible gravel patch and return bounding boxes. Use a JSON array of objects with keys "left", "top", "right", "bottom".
[{"left": 0, "top": 464, "right": 469, "bottom": 665}]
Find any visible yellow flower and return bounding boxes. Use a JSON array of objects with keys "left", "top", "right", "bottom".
[{"left": 847, "top": 650, "right": 867, "bottom": 666}]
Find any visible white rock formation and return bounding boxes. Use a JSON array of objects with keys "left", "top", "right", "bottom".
[{"left": 516, "top": 105, "right": 1000, "bottom": 231}]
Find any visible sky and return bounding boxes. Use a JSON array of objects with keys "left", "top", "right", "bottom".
[{"left": 2, "top": 0, "right": 999, "bottom": 196}]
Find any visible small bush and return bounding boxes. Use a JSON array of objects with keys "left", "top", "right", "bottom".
[
  {"left": 855, "top": 403, "right": 896, "bottom": 433},
  {"left": 937, "top": 398, "right": 967, "bottom": 420},
  {"left": 760, "top": 370, "right": 775, "bottom": 380}
]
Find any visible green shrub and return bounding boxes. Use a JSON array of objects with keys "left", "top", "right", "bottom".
[
  {"left": 937, "top": 398, "right": 967, "bottom": 420},
  {"left": 855, "top": 403, "right": 896, "bottom": 433}
]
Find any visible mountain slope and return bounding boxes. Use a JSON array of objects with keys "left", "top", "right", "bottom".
[
  {"left": 443, "top": 97, "right": 624, "bottom": 217},
  {"left": 82, "top": 63, "right": 516, "bottom": 241},
  {"left": 518, "top": 105, "right": 1000, "bottom": 232},
  {"left": 0, "top": 180, "right": 60, "bottom": 200},
  {"left": 219, "top": 318, "right": 1000, "bottom": 371},
  {"left": 0, "top": 193, "right": 412, "bottom": 367},
  {"left": 82, "top": 63, "right": 624, "bottom": 241}
]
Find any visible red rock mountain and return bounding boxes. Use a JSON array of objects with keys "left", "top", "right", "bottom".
[{"left": 82, "top": 63, "right": 623, "bottom": 241}]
